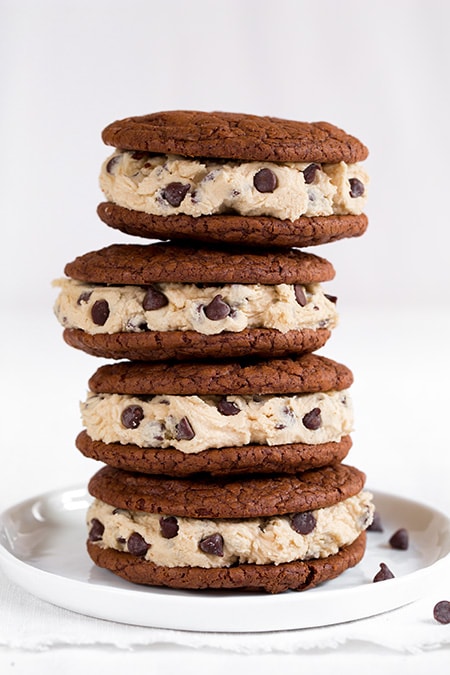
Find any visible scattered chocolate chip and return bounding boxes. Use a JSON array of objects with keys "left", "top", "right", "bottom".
[
  {"left": 143, "top": 285, "right": 169, "bottom": 311},
  {"left": 127, "top": 532, "right": 150, "bottom": 556},
  {"left": 433, "top": 600, "right": 450, "bottom": 624},
  {"left": 367, "top": 511, "right": 384, "bottom": 532},
  {"left": 204, "top": 294, "right": 231, "bottom": 321},
  {"left": 324, "top": 294, "right": 338, "bottom": 304},
  {"left": 291, "top": 511, "right": 316, "bottom": 535},
  {"left": 176, "top": 416, "right": 195, "bottom": 441},
  {"left": 389, "top": 528, "right": 409, "bottom": 550},
  {"left": 294, "top": 285, "right": 307, "bottom": 306},
  {"left": 121, "top": 405, "right": 144, "bottom": 429},
  {"left": 161, "top": 181, "right": 190, "bottom": 207},
  {"left": 217, "top": 398, "right": 241, "bottom": 416},
  {"left": 373, "top": 562, "right": 395, "bottom": 582},
  {"left": 349, "top": 177, "right": 365, "bottom": 198},
  {"left": 88, "top": 518, "right": 104, "bottom": 542},
  {"left": 253, "top": 168, "right": 278, "bottom": 193},
  {"left": 159, "top": 516, "right": 179, "bottom": 539},
  {"left": 77, "top": 291, "right": 92, "bottom": 305},
  {"left": 106, "top": 155, "right": 121, "bottom": 174},
  {"left": 91, "top": 299, "right": 110, "bottom": 326},
  {"left": 303, "top": 163, "right": 321, "bottom": 184},
  {"left": 199, "top": 533, "right": 224, "bottom": 556},
  {"left": 302, "top": 408, "right": 322, "bottom": 430}
]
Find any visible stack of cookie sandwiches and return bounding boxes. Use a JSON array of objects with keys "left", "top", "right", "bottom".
[{"left": 54, "top": 111, "right": 374, "bottom": 593}]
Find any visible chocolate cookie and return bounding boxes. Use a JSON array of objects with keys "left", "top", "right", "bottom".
[
  {"left": 86, "top": 464, "right": 373, "bottom": 592},
  {"left": 56, "top": 242, "right": 338, "bottom": 361},
  {"left": 101, "top": 111, "right": 369, "bottom": 163},
  {"left": 78, "top": 354, "right": 354, "bottom": 475}
]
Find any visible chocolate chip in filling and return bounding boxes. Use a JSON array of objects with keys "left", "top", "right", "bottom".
[
  {"left": 127, "top": 532, "right": 150, "bottom": 557},
  {"left": 203, "top": 294, "right": 231, "bottom": 321},
  {"left": 142, "top": 285, "right": 169, "bottom": 311},
  {"left": 290, "top": 511, "right": 316, "bottom": 535},
  {"left": 302, "top": 408, "right": 322, "bottom": 430},
  {"left": 253, "top": 168, "right": 278, "bottom": 193},
  {"left": 121, "top": 405, "right": 144, "bottom": 429},
  {"left": 161, "top": 181, "right": 190, "bottom": 207},
  {"left": 159, "top": 516, "right": 179, "bottom": 539},
  {"left": 217, "top": 398, "right": 241, "bottom": 416},
  {"left": 77, "top": 291, "right": 92, "bottom": 305},
  {"left": 175, "top": 416, "right": 195, "bottom": 441},
  {"left": 106, "top": 154, "right": 121, "bottom": 175},
  {"left": 349, "top": 177, "right": 365, "bottom": 198},
  {"left": 303, "top": 163, "right": 321, "bottom": 184},
  {"left": 88, "top": 518, "right": 104, "bottom": 542},
  {"left": 91, "top": 299, "right": 110, "bottom": 326},
  {"left": 294, "top": 284, "right": 307, "bottom": 307},
  {"left": 199, "top": 533, "right": 224, "bottom": 557}
]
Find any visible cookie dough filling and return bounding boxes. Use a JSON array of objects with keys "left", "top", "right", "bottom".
[
  {"left": 53, "top": 280, "right": 338, "bottom": 336},
  {"left": 87, "top": 490, "right": 374, "bottom": 568},
  {"left": 81, "top": 390, "right": 352, "bottom": 453},
  {"left": 100, "top": 151, "right": 368, "bottom": 221}
]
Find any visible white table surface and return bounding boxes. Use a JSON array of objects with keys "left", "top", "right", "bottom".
[{"left": 1, "top": 305, "right": 449, "bottom": 673}]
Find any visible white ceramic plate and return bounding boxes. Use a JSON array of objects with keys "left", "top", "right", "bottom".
[{"left": 0, "top": 486, "right": 449, "bottom": 632}]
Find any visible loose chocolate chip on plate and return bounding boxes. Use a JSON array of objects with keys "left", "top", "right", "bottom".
[
  {"left": 204, "top": 294, "right": 231, "bottom": 321},
  {"left": 294, "top": 284, "right": 307, "bottom": 307},
  {"left": 88, "top": 518, "right": 104, "bottom": 542},
  {"left": 199, "top": 533, "right": 224, "bottom": 556},
  {"left": 160, "top": 516, "right": 179, "bottom": 539},
  {"left": 121, "top": 405, "right": 144, "bottom": 429},
  {"left": 143, "top": 285, "right": 169, "bottom": 311},
  {"left": 302, "top": 408, "right": 322, "bottom": 430},
  {"left": 373, "top": 562, "right": 395, "bottom": 582},
  {"left": 303, "top": 163, "right": 321, "bottom": 184},
  {"left": 91, "top": 299, "right": 110, "bottom": 326},
  {"left": 77, "top": 291, "right": 92, "bottom": 305},
  {"left": 389, "top": 528, "right": 409, "bottom": 550},
  {"left": 161, "top": 181, "right": 190, "bottom": 207},
  {"left": 367, "top": 511, "right": 384, "bottom": 532},
  {"left": 253, "top": 168, "right": 278, "bottom": 193},
  {"left": 291, "top": 511, "right": 316, "bottom": 535},
  {"left": 433, "top": 600, "right": 450, "bottom": 624},
  {"left": 349, "top": 177, "right": 365, "bottom": 198},
  {"left": 127, "top": 532, "right": 150, "bottom": 557},
  {"left": 217, "top": 398, "right": 241, "bottom": 416},
  {"left": 176, "top": 416, "right": 195, "bottom": 441}
]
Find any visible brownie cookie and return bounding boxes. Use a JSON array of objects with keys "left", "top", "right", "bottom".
[
  {"left": 55, "top": 242, "right": 338, "bottom": 361},
  {"left": 86, "top": 464, "right": 374, "bottom": 592},
  {"left": 77, "top": 354, "right": 354, "bottom": 475},
  {"left": 98, "top": 111, "right": 369, "bottom": 248}
]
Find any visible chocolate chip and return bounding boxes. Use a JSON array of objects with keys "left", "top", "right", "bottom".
[
  {"left": 176, "top": 416, "right": 195, "bottom": 441},
  {"left": 77, "top": 291, "right": 92, "bottom": 305},
  {"left": 373, "top": 562, "right": 395, "bottom": 582},
  {"left": 290, "top": 511, "right": 316, "bottom": 535},
  {"left": 91, "top": 299, "right": 110, "bottom": 326},
  {"left": 253, "top": 168, "right": 278, "bottom": 193},
  {"left": 217, "top": 398, "right": 241, "bottom": 416},
  {"left": 106, "top": 155, "right": 121, "bottom": 174},
  {"left": 324, "top": 294, "right": 338, "bottom": 304},
  {"left": 349, "top": 177, "right": 365, "bottom": 198},
  {"left": 88, "top": 518, "right": 104, "bottom": 542},
  {"left": 127, "top": 532, "right": 150, "bottom": 556},
  {"left": 121, "top": 405, "right": 144, "bottom": 429},
  {"left": 204, "top": 294, "right": 231, "bottom": 321},
  {"left": 433, "top": 600, "right": 450, "bottom": 624},
  {"left": 159, "top": 516, "right": 179, "bottom": 539},
  {"left": 117, "top": 537, "right": 126, "bottom": 545},
  {"left": 389, "top": 528, "right": 409, "bottom": 550},
  {"left": 143, "top": 285, "right": 169, "bottom": 311},
  {"left": 131, "top": 151, "right": 146, "bottom": 160},
  {"left": 302, "top": 408, "right": 322, "bottom": 430},
  {"left": 294, "top": 285, "right": 307, "bottom": 306},
  {"left": 161, "top": 181, "right": 190, "bottom": 206},
  {"left": 367, "top": 511, "right": 384, "bottom": 532},
  {"left": 303, "top": 163, "right": 321, "bottom": 184},
  {"left": 199, "top": 533, "right": 224, "bottom": 556}
]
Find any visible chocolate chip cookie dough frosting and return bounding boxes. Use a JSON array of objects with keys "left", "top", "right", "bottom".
[
  {"left": 81, "top": 389, "right": 353, "bottom": 454},
  {"left": 87, "top": 490, "right": 374, "bottom": 568},
  {"left": 100, "top": 151, "right": 368, "bottom": 222},
  {"left": 53, "top": 280, "right": 338, "bottom": 336}
]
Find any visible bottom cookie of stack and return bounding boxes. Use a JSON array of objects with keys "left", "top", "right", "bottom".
[{"left": 86, "top": 464, "right": 374, "bottom": 593}]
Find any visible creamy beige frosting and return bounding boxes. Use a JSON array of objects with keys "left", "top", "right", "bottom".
[
  {"left": 99, "top": 151, "right": 368, "bottom": 221},
  {"left": 87, "top": 491, "right": 374, "bottom": 568},
  {"left": 81, "top": 390, "right": 352, "bottom": 454},
  {"left": 53, "top": 280, "right": 338, "bottom": 336}
]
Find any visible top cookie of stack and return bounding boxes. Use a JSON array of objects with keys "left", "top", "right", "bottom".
[{"left": 97, "top": 110, "right": 369, "bottom": 248}]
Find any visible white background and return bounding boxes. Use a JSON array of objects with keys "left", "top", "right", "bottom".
[{"left": 1, "top": 1, "right": 449, "bottom": 672}]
